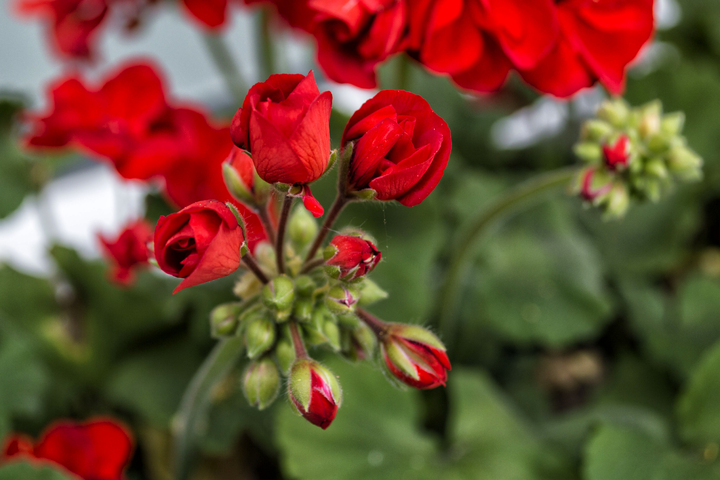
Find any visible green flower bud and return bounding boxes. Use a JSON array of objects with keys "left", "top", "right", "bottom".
[
  {"left": 337, "top": 312, "right": 360, "bottom": 328},
  {"left": 293, "top": 298, "right": 314, "bottom": 323},
  {"left": 262, "top": 275, "right": 295, "bottom": 314},
  {"left": 254, "top": 242, "right": 277, "bottom": 273},
  {"left": 358, "top": 278, "right": 389, "bottom": 306},
  {"left": 233, "top": 270, "right": 264, "bottom": 300},
  {"left": 275, "top": 330, "right": 296, "bottom": 375},
  {"left": 303, "top": 322, "right": 329, "bottom": 347},
  {"left": 325, "top": 284, "right": 360, "bottom": 315},
  {"left": 222, "top": 161, "right": 255, "bottom": 205},
  {"left": 210, "top": 303, "right": 240, "bottom": 338},
  {"left": 242, "top": 357, "right": 280, "bottom": 410},
  {"left": 294, "top": 275, "right": 317, "bottom": 297},
  {"left": 604, "top": 183, "right": 630, "bottom": 220},
  {"left": 343, "top": 323, "right": 376, "bottom": 362},
  {"left": 581, "top": 119, "right": 614, "bottom": 142},
  {"left": 324, "top": 320, "right": 341, "bottom": 352},
  {"left": 245, "top": 313, "right": 276, "bottom": 359},
  {"left": 597, "top": 99, "right": 630, "bottom": 128},
  {"left": 661, "top": 112, "right": 685, "bottom": 137},
  {"left": 638, "top": 100, "right": 662, "bottom": 139},
  {"left": 644, "top": 157, "right": 668, "bottom": 179},
  {"left": 574, "top": 142, "right": 602, "bottom": 163},
  {"left": 288, "top": 205, "right": 319, "bottom": 250},
  {"left": 667, "top": 145, "right": 703, "bottom": 180}
]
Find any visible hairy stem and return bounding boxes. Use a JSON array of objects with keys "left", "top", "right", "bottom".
[
  {"left": 202, "top": 33, "right": 246, "bottom": 105},
  {"left": 256, "top": 204, "right": 276, "bottom": 245},
  {"left": 299, "top": 257, "right": 325, "bottom": 275},
  {"left": 241, "top": 253, "right": 269, "bottom": 284},
  {"left": 437, "top": 166, "right": 578, "bottom": 350},
  {"left": 303, "top": 195, "right": 349, "bottom": 265},
  {"left": 275, "top": 194, "right": 293, "bottom": 274},
  {"left": 289, "top": 321, "right": 308, "bottom": 359},
  {"left": 356, "top": 308, "right": 388, "bottom": 338}
]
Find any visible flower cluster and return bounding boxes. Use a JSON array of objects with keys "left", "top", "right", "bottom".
[
  {"left": 262, "top": 0, "right": 654, "bottom": 97},
  {"left": 99, "top": 219, "right": 153, "bottom": 285},
  {"left": 152, "top": 72, "right": 452, "bottom": 429},
  {"left": 18, "top": 0, "right": 655, "bottom": 98},
  {"left": 2, "top": 418, "right": 133, "bottom": 480},
  {"left": 573, "top": 98, "right": 703, "bottom": 219}
]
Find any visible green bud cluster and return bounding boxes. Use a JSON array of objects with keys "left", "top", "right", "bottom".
[
  {"left": 210, "top": 207, "right": 389, "bottom": 413},
  {"left": 573, "top": 98, "right": 703, "bottom": 219}
]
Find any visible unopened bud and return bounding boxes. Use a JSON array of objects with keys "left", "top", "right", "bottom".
[
  {"left": 574, "top": 142, "right": 602, "bottom": 163},
  {"left": 254, "top": 242, "right": 277, "bottom": 273},
  {"left": 210, "top": 303, "right": 240, "bottom": 338},
  {"left": 324, "top": 235, "right": 381, "bottom": 283},
  {"left": 324, "top": 320, "right": 341, "bottom": 352},
  {"left": 344, "top": 323, "right": 376, "bottom": 362},
  {"left": 288, "top": 359, "right": 342, "bottom": 429},
  {"left": 325, "top": 284, "right": 360, "bottom": 315},
  {"left": 223, "top": 160, "right": 254, "bottom": 205},
  {"left": 293, "top": 298, "right": 314, "bottom": 323},
  {"left": 381, "top": 324, "right": 451, "bottom": 390},
  {"left": 661, "top": 112, "right": 685, "bottom": 137},
  {"left": 597, "top": 99, "right": 630, "bottom": 128},
  {"left": 581, "top": 119, "right": 614, "bottom": 142},
  {"left": 262, "top": 275, "right": 295, "bottom": 321},
  {"left": 638, "top": 100, "right": 662, "bottom": 139},
  {"left": 294, "top": 275, "right": 317, "bottom": 297},
  {"left": 242, "top": 357, "right": 281, "bottom": 410},
  {"left": 667, "top": 145, "right": 703, "bottom": 180},
  {"left": 275, "top": 332, "right": 296, "bottom": 375},
  {"left": 605, "top": 183, "right": 630, "bottom": 219},
  {"left": 233, "top": 270, "right": 264, "bottom": 300},
  {"left": 645, "top": 158, "right": 668, "bottom": 179},
  {"left": 358, "top": 279, "right": 389, "bottom": 306},
  {"left": 245, "top": 313, "right": 276, "bottom": 359},
  {"left": 288, "top": 205, "right": 319, "bottom": 250},
  {"left": 337, "top": 312, "right": 360, "bottom": 328}
]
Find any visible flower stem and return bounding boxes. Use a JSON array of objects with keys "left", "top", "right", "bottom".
[
  {"left": 436, "top": 166, "right": 578, "bottom": 350},
  {"left": 300, "top": 257, "right": 325, "bottom": 275},
  {"left": 356, "top": 308, "right": 388, "bottom": 338},
  {"left": 289, "top": 321, "right": 308, "bottom": 359},
  {"left": 275, "top": 194, "right": 294, "bottom": 274},
  {"left": 241, "top": 253, "right": 269, "bottom": 284},
  {"left": 303, "top": 195, "right": 349, "bottom": 265},
  {"left": 201, "top": 33, "right": 246, "bottom": 106},
  {"left": 256, "top": 204, "right": 276, "bottom": 245},
  {"left": 259, "top": 7, "right": 276, "bottom": 79}
]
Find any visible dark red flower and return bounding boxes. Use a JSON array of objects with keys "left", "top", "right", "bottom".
[
  {"left": 324, "top": 234, "right": 381, "bottom": 282},
  {"left": 231, "top": 72, "right": 332, "bottom": 186},
  {"left": 154, "top": 200, "right": 244, "bottom": 293},
  {"left": 310, "top": 0, "right": 407, "bottom": 89},
  {"left": 16, "top": 0, "right": 109, "bottom": 59},
  {"left": 287, "top": 359, "right": 342, "bottom": 429},
  {"left": 380, "top": 324, "right": 450, "bottom": 389},
  {"left": 520, "top": 0, "right": 654, "bottom": 96},
  {"left": 2, "top": 418, "right": 133, "bottom": 480},
  {"left": 342, "top": 90, "right": 451, "bottom": 206},
  {"left": 602, "top": 135, "right": 630, "bottom": 170},
  {"left": 99, "top": 219, "right": 153, "bottom": 285}
]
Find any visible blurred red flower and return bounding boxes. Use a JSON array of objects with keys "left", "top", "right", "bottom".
[
  {"left": 2, "top": 418, "right": 133, "bottom": 480},
  {"left": 99, "top": 219, "right": 153, "bottom": 285}
]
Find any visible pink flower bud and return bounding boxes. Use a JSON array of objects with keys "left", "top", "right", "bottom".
[
  {"left": 324, "top": 235, "right": 381, "bottom": 282},
  {"left": 579, "top": 168, "right": 612, "bottom": 202},
  {"left": 602, "top": 135, "right": 631, "bottom": 171},
  {"left": 381, "top": 324, "right": 451, "bottom": 390},
  {"left": 287, "top": 359, "right": 342, "bottom": 429}
]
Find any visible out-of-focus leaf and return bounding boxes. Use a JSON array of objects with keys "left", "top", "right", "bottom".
[
  {"left": 677, "top": 339, "right": 720, "bottom": 446},
  {"left": 277, "top": 364, "right": 573, "bottom": 480},
  {"left": 0, "top": 265, "right": 57, "bottom": 329},
  {"left": 621, "top": 278, "right": 720, "bottom": 378},
  {"left": 0, "top": 98, "right": 37, "bottom": 220},
  {"left": 0, "top": 462, "right": 74, "bottom": 480},
  {"left": 105, "top": 339, "right": 203, "bottom": 427},
  {"left": 467, "top": 201, "right": 613, "bottom": 347},
  {"left": 678, "top": 275, "right": 720, "bottom": 328},
  {"left": 583, "top": 423, "right": 720, "bottom": 480}
]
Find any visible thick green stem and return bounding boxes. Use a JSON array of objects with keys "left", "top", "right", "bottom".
[
  {"left": 202, "top": 33, "right": 246, "bottom": 105},
  {"left": 173, "top": 336, "right": 245, "bottom": 480},
  {"left": 437, "top": 167, "right": 578, "bottom": 350}
]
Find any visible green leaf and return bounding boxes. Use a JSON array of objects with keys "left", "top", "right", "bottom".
[
  {"left": 277, "top": 364, "right": 573, "bottom": 480},
  {"left": 468, "top": 201, "right": 613, "bottom": 347},
  {"left": 0, "top": 462, "right": 75, "bottom": 480},
  {"left": 677, "top": 339, "right": 720, "bottom": 445},
  {"left": 0, "top": 265, "right": 57, "bottom": 329},
  {"left": 0, "top": 98, "right": 37, "bottom": 220}
]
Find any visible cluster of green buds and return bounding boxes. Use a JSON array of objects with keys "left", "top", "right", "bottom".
[
  {"left": 573, "top": 98, "right": 703, "bottom": 219},
  {"left": 211, "top": 202, "right": 451, "bottom": 429}
]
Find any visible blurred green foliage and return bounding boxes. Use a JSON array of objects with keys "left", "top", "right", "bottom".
[{"left": 2, "top": 2, "right": 720, "bottom": 479}]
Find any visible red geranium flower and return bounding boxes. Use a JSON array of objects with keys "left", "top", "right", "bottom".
[
  {"left": 99, "top": 219, "right": 153, "bottom": 285},
  {"left": 2, "top": 418, "right": 133, "bottom": 480},
  {"left": 342, "top": 90, "right": 452, "bottom": 206}
]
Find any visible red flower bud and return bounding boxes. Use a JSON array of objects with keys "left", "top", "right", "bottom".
[
  {"left": 579, "top": 167, "right": 612, "bottom": 202},
  {"left": 99, "top": 219, "right": 152, "bottom": 285},
  {"left": 324, "top": 235, "right": 381, "bottom": 282},
  {"left": 342, "top": 90, "right": 451, "bottom": 207},
  {"left": 2, "top": 418, "right": 133, "bottom": 480},
  {"left": 602, "top": 135, "right": 631, "bottom": 171},
  {"left": 381, "top": 324, "right": 451, "bottom": 389},
  {"left": 154, "top": 200, "right": 244, "bottom": 293},
  {"left": 230, "top": 72, "right": 332, "bottom": 185},
  {"left": 287, "top": 359, "right": 342, "bottom": 429}
]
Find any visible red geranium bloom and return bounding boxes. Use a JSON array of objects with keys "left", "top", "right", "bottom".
[
  {"left": 521, "top": 0, "right": 654, "bottom": 97},
  {"left": 342, "top": 90, "right": 452, "bottom": 206},
  {"left": 154, "top": 200, "right": 245, "bottom": 293},
  {"left": 310, "top": 0, "right": 407, "bottom": 89},
  {"left": 2, "top": 418, "right": 133, "bottom": 480},
  {"left": 99, "top": 219, "right": 153, "bottom": 285},
  {"left": 325, "top": 234, "right": 381, "bottom": 282}
]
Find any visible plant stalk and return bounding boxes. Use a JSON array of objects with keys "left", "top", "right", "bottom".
[
  {"left": 201, "top": 33, "right": 246, "bottom": 106},
  {"left": 275, "top": 194, "right": 293, "bottom": 274}
]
